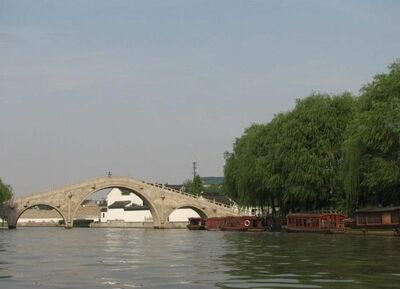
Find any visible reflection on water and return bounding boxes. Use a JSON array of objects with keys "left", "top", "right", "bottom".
[
  {"left": 219, "top": 233, "right": 400, "bottom": 289},
  {"left": 0, "top": 228, "right": 399, "bottom": 289}
]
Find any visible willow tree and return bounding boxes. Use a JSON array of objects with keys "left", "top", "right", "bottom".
[
  {"left": 343, "top": 61, "right": 400, "bottom": 213},
  {"left": 223, "top": 124, "right": 271, "bottom": 208},
  {"left": 224, "top": 93, "right": 356, "bottom": 212},
  {"left": 255, "top": 113, "right": 288, "bottom": 213},
  {"left": 277, "top": 93, "right": 357, "bottom": 211}
]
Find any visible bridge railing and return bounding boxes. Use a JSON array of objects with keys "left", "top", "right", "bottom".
[{"left": 140, "top": 181, "right": 236, "bottom": 210}]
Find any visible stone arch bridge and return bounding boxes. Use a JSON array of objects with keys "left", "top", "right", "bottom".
[{"left": 2, "top": 176, "right": 241, "bottom": 229}]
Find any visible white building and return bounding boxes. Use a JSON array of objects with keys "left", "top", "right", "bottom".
[{"left": 100, "top": 188, "right": 200, "bottom": 223}]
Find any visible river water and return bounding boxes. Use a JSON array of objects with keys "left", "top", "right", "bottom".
[{"left": 0, "top": 228, "right": 399, "bottom": 289}]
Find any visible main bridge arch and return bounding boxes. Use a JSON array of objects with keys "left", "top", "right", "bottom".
[
  {"left": 70, "top": 181, "right": 162, "bottom": 228},
  {"left": 7, "top": 176, "right": 240, "bottom": 229}
]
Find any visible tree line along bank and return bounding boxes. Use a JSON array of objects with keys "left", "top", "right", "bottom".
[{"left": 223, "top": 60, "right": 400, "bottom": 216}]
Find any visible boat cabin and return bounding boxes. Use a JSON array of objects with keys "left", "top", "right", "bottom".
[
  {"left": 286, "top": 211, "right": 347, "bottom": 232},
  {"left": 355, "top": 207, "right": 400, "bottom": 229},
  {"left": 187, "top": 217, "right": 206, "bottom": 230}
]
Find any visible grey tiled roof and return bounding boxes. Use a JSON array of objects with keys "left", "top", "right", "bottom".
[
  {"left": 124, "top": 205, "right": 149, "bottom": 211},
  {"left": 108, "top": 200, "right": 131, "bottom": 209}
]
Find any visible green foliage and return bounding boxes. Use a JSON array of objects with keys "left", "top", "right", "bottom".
[
  {"left": 224, "top": 60, "right": 400, "bottom": 214},
  {"left": 223, "top": 124, "right": 270, "bottom": 208},
  {"left": 342, "top": 61, "right": 400, "bottom": 213},
  {"left": 183, "top": 176, "right": 204, "bottom": 196},
  {"left": 279, "top": 93, "right": 357, "bottom": 211},
  {"left": 224, "top": 93, "right": 357, "bottom": 212},
  {"left": 190, "top": 175, "right": 203, "bottom": 196},
  {"left": 0, "top": 178, "right": 12, "bottom": 204}
]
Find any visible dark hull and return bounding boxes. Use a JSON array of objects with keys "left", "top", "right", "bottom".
[
  {"left": 247, "top": 228, "right": 266, "bottom": 232},
  {"left": 220, "top": 227, "right": 247, "bottom": 231},
  {"left": 187, "top": 224, "right": 206, "bottom": 230},
  {"left": 209, "top": 226, "right": 266, "bottom": 232},
  {"left": 285, "top": 227, "right": 344, "bottom": 234}
]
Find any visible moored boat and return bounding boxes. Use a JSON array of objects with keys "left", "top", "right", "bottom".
[
  {"left": 354, "top": 207, "right": 400, "bottom": 229},
  {"left": 204, "top": 217, "right": 226, "bottom": 231},
  {"left": 205, "top": 216, "right": 266, "bottom": 231},
  {"left": 285, "top": 211, "right": 347, "bottom": 234},
  {"left": 187, "top": 216, "right": 266, "bottom": 231},
  {"left": 187, "top": 217, "right": 206, "bottom": 230},
  {"left": 348, "top": 207, "right": 400, "bottom": 236}
]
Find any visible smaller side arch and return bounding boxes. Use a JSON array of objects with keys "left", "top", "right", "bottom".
[
  {"left": 164, "top": 205, "right": 209, "bottom": 224},
  {"left": 12, "top": 204, "right": 67, "bottom": 229}
]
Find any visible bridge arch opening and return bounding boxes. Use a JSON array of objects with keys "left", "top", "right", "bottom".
[
  {"left": 165, "top": 205, "right": 208, "bottom": 227},
  {"left": 71, "top": 188, "right": 109, "bottom": 227},
  {"left": 72, "top": 185, "right": 161, "bottom": 228},
  {"left": 15, "top": 204, "right": 66, "bottom": 228}
]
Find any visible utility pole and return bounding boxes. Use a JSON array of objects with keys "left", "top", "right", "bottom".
[{"left": 192, "top": 161, "right": 197, "bottom": 179}]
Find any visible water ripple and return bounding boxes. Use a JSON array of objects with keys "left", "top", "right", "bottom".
[{"left": 0, "top": 228, "right": 399, "bottom": 289}]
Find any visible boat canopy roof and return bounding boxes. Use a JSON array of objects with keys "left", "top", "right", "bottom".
[
  {"left": 287, "top": 212, "right": 346, "bottom": 218},
  {"left": 355, "top": 206, "right": 400, "bottom": 213}
]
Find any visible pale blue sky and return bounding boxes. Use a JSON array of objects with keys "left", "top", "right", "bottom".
[{"left": 1, "top": 0, "right": 400, "bottom": 196}]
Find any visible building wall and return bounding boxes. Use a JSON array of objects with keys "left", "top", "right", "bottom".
[
  {"left": 107, "top": 188, "right": 144, "bottom": 205},
  {"left": 101, "top": 188, "right": 151, "bottom": 222},
  {"left": 101, "top": 208, "right": 152, "bottom": 222}
]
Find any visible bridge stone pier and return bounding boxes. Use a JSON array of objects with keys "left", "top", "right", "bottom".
[{"left": 3, "top": 176, "right": 241, "bottom": 229}]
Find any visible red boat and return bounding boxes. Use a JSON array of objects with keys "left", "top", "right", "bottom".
[
  {"left": 188, "top": 216, "right": 265, "bottom": 231},
  {"left": 285, "top": 211, "right": 347, "bottom": 234}
]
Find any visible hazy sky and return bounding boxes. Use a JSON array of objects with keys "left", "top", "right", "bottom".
[{"left": 1, "top": 0, "right": 400, "bottom": 196}]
